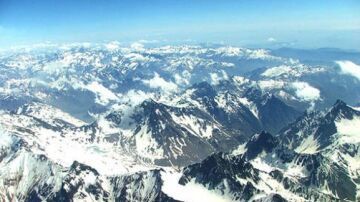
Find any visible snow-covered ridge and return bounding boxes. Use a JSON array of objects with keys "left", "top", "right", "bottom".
[
  {"left": 261, "top": 63, "right": 324, "bottom": 79},
  {"left": 0, "top": 105, "right": 154, "bottom": 176},
  {"left": 16, "top": 102, "right": 86, "bottom": 127}
]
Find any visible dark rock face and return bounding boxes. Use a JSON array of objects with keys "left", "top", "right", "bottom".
[
  {"left": 99, "top": 83, "right": 300, "bottom": 167},
  {"left": 178, "top": 125, "right": 358, "bottom": 201},
  {"left": 0, "top": 95, "right": 32, "bottom": 111},
  {"left": 243, "top": 131, "right": 278, "bottom": 160},
  {"left": 187, "top": 83, "right": 300, "bottom": 140},
  {"left": 257, "top": 95, "right": 301, "bottom": 134},
  {"left": 190, "top": 82, "right": 217, "bottom": 100},
  {"left": 327, "top": 99, "right": 359, "bottom": 120},
  {"left": 22, "top": 160, "right": 178, "bottom": 202},
  {"left": 244, "top": 88, "right": 301, "bottom": 134},
  {"left": 280, "top": 99, "right": 360, "bottom": 150},
  {"left": 179, "top": 152, "right": 264, "bottom": 201},
  {"left": 54, "top": 81, "right": 301, "bottom": 169},
  {"left": 47, "top": 161, "right": 109, "bottom": 202},
  {"left": 252, "top": 194, "right": 288, "bottom": 202},
  {"left": 3, "top": 98, "right": 358, "bottom": 201},
  {"left": 179, "top": 101, "right": 360, "bottom": 201},
  {"left": 129, "top": 99, "right": 219, "bottom": 166},
  {"left": 109, "top": 170, "right": 178, "bottom": 202},
  {"left": 202, "top": 90, "right": 263, "bottom": 139}
]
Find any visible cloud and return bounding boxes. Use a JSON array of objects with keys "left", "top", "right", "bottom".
[
  {"left": 291, "top": 82, "right": 320, "bottom": 102},
  {"left": 221, "top": 70, "right": 229, "bottom": 80},
  {"left": 210, "top": 70, "right": 229, "bottom": 85},
  {"left": 119, "top": 90, "right": 153, "bottom": 106},
  {"left": 210, "top": 73, "right": 220, "bottom": 85},
  {"left": 86, "top": 81, "right": 119, "bottom": 105},
  {"left": 105, "top": 41, "right": 120, "bottom": 51},
  {"left": 130, "top": 42, "right": 144, "bottom": 50},
  {"left": 258, "top": 80, "right": 285, "bottom": 90},
  {"left": 336, "top": 60, "right": 360, "bottom": 81},
  {"left": 137, "top": 39, "right": 159, "bottom": 44},
  {"left": 143, "top": 72, "right": 178, "bottom": 92},
  {"left": 174, "top": 71, "right": 190, "bottom": 86},
  {"left": 267, "top": 37, "right": 277, "bottom": 42}
]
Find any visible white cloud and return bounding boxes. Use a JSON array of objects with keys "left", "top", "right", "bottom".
[
  {"left": 130, "top": 42, "right": 144, "bottom": 51},
  {"left": 81, "top": 42, "right": 92, "bottom": 48},
  {"left": 174, "top": 74, "right": 189, "bottom": 86},
  {"left": 291, "top": 82, "right": 320, "bottom": 101},
  {"left": 267, "top": 37, "right": 277, "bottom": 42},
  {"left": 119, "top": 90, "right": 153, "bottom": 106},
  {"left": 258, "top": 80, "right": 285, "bottom": 90},
  {"left": 210, "top": 73, "right": 220, "bottom": 85},
  {"left": 221, "top": 70, "right": 229, "bottom": 80},
  {"left": 335, "top": 116, "right": 360, "bottom": 144},
  {"left": 105, "top": 41, "right": 120, "bottom": 51},
  {"left": 143, "top": 72, "right": 178, "bottom": 92},
  {"left": 137, "top": 39, "right": 159, "bottom": 44},
  {"left": 174, "top": 70, "right": 191, "bottom": 86},
  {"left": 210, "top": 71, "right": 229, "bottom": 85},
  {"left": 336, "top": 60, "right": 360, "bottom": 81},
  {"left": 86, "top": 81, "right": 118, "bottom": 105}
]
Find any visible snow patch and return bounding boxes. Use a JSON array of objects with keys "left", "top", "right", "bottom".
[
  {"left": 258, "top": 80, "right": 285, "bottom": 90},
  {"left": 238, "top": 97, "right": 259, "bottom": 119},
  {"left": 295, "top": 135, "right": 319, "bottom": 154},
  {"left": 170, "top": 112, "right": 215, "bottom": 139},
  {"left": 262, "top": 64, "right": 324, "bottom": 78},
  {"left": 231, "top": 144, "right": 246, "bottom": 156},
  {"left": 135, "top": 124, "right": 164, "bottom": 159},
  {"left": 251, "top": 157, "right": 274, "bottom": 173},
  {"left": 335, "top": 116, "right": 360, "bottom": 144},
  {"left": 262, "top": 65, "right": 292, "bottom": 77},
  {"left": 161, "top": 170, "right": 233, "bottom": 202}
]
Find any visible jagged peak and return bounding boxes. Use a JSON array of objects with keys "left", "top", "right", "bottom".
[
  {"left": 189, "top": 81, "right": 217, "bottom": 99},
  {"left": 333, "top": 99, "right": 347, "bottom": 109},
  {"left": 191, "top": 81, "right": 213, "bottom": 89},
  {"left": 327, "top": 99, "right": 358, "bottom": 120},
  {"left": 243, "top": 87, "right": 262, "bottom": 99},
  {"left": 70, "top": 161, "right": 100, "bottom": 176},
  {"left": 243, "top": 87, "right": 273, "bottom": 104},
  {"left": 249, "top": 131, "right": 274, "bottom": 141},
  {"left": 140, "top": 99, "right": 172, "bottom": 114},
  {"left": 262, "top": 93, "right": 278, "bottom": 104},
  {"left": 141, "top": 98, "right": 160, "bottom": 107},
  {"left": 244, "top": 131, "right": 278, "bottom": 160}
]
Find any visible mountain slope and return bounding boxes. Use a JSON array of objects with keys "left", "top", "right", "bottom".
[{"left": 179, "top": 130, "right": 358, "bottom": 201}]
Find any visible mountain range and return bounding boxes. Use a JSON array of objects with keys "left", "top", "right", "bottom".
[{"left": 0, "top": 43, "right": 359, "bottom": 201}]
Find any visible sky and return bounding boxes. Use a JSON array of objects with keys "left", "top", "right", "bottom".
[{"left": 0, "top": 0, "right": 360, "bottom": 50}]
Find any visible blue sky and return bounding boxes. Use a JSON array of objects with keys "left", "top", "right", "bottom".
[{"left": 0, "top": 0, "right": 359, "bottom": 49}]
